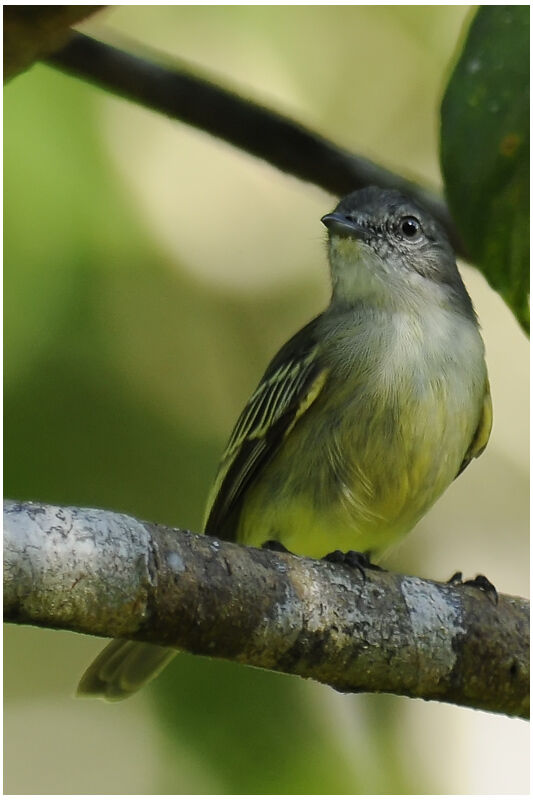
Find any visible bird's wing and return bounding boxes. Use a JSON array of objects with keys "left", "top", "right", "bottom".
[
  {"left": 456, "top": 378, "right": 493, "bottom": 477},
  {"left": 203, "top": 316, "right": 329, "bottom": 539}
]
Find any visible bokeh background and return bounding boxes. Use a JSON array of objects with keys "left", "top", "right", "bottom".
[{"left": 4, "top": 6, "right": 529, "bottom": 794}]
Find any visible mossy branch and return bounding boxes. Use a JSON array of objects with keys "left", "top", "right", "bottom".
[{"left": 4, "top": 499, "right": 529, "bottom": 719}]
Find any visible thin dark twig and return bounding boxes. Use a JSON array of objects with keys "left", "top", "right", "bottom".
[{"left": 47, "top": 33, "right": 466, "bottom": 256}]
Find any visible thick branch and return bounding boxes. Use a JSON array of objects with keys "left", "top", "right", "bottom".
[
  {"left": 4, "top": 499, "right": 528, "bottom": 718},
  {"left": 46, "top": 32, "right": 466, "bottom": 256}
]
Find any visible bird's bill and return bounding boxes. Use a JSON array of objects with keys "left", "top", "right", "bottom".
[{"left": 321, "top": 212, "right": 369, "bottom": 241}]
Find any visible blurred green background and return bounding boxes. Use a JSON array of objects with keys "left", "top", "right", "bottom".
[{"left": 4, "top": 6, "right": 529, "bottom": 794}]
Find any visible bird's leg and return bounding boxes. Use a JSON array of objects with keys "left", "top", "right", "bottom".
[
  {"left": 447, "top": 571, "right": 498, "bottom": 605},
  {"left": 323, "top": 549, "right": 384, "bottom": 581},
  {"left": 261, "top": 540, "right": 293, "bottom": 554},
  {"left": 262, "top": 541, "right": 385, "bottom": 584}
]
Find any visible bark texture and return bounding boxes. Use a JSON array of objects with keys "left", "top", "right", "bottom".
[{"left": 4, "top": 500, "right": 529, "bottom": 719}]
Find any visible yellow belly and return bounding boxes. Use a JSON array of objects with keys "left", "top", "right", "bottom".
[{"left": 236, "top": 376, "right": 482, "bottom": 559}]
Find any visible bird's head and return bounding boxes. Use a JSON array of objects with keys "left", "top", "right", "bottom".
[{"left": 321, "top": 186, "right": 472, "bottom": 317}]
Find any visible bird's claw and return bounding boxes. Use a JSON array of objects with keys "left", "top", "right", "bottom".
[
  {"left": 447, "top": 571, "right": 498, "bottom": 604},
  {"left": 261, "top": 540, "right": 292, "bottom": 554},
  {"left": 324, "top": 549, "right": 383, "bottom": 580}
]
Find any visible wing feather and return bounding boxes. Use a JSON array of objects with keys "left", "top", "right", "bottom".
[
  {"left": 456, "top": 378, "right": 493, "bottom": 477},
  {"left": 204, "top": 316, "right": 327, "bottom": 538}
]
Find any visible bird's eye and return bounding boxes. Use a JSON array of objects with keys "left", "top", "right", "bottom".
[{"left": 400, "top": 216, "right": 421, "bottom": 238}]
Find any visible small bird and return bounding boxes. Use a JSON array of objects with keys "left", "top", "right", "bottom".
[{"left": 78, "top": 186, "right": 492, "bottom": 699}]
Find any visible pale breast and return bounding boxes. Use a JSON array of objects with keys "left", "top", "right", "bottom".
[{"left": 320, "top": 305, "right": 487, "bottom": 544}]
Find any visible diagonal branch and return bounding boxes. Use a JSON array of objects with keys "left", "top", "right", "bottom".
[
  {"left": 4, "top": 499, "right": 529, "bottom": 719},
  {"left": 45, "top": 32, "right": 466, "bottom": 256}
]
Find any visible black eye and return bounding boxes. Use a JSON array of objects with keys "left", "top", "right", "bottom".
[{"left": 400, "top": 216, "right": 421, "bottom": 238}]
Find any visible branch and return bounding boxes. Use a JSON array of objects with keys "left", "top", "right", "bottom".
[
  {"left": 4, "top": 499, "right": 528, "bottom": 719},
  {"left": 3, "top": 7, "right": 104, "bottom": 82},
  {"left": 45, "top": 32, "right": 466, "bottom": 257}
]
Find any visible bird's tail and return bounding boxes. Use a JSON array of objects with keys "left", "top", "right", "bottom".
[{"left": 77, "top": 640, "right": 176, "bottom": 701}]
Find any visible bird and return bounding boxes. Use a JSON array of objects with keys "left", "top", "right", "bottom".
[{"left": 77, "top": 186, "right": 492, "bottom": 700}]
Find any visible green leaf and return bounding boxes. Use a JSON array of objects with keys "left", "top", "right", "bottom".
[{"left": 441, "top": 6, "right": 529, "bottom": 332}]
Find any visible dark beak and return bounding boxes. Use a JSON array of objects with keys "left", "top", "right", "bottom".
[{"left": 321, "top": 212, "right": 368, "bottom": 240}]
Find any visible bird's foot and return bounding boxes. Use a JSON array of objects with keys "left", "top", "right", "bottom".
[
  {"left": 262, "top": 540, "right": 293, "bottom": 554},
  {"left": 447, "top": 571, "right": 498, "bottom": 605},
  {"left": 323, "top": 549, "right": 383, "bottom": 580}
]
